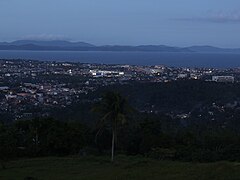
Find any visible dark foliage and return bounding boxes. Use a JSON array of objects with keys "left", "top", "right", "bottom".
[{"left": 2, "top": 81, "right": 240, "bottom": 165}]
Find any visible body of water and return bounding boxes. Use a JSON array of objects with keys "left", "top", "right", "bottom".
[{"left": 0, "top": 50, "right": 240, "bottom": 68}]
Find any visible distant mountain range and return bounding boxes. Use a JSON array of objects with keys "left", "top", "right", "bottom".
[{"left": 0, "top": 40, "right": 240, "bottom": 53}]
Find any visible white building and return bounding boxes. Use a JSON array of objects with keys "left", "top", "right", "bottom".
[
  {"left": 89, "top": 70, "right": 124, "bottom": 77},
  {"left": 0, "top": 86, "right": 9, "bottom": 91},
  {"left": 212, "top": 76, "right": 234, "bottom": 83},
  {"left": 178, "top": 74, "right": 188, "bottom": 79}
]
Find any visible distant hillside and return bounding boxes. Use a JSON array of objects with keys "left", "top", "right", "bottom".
[
  {"left": 0, "top": 40, "right": 240, "bottom": 52},
  {"left": 0, "top": 40, "right": 95, "bottom": 47},
  {"left": 188, "top": 45, "right": 240, "bottom": 53}
]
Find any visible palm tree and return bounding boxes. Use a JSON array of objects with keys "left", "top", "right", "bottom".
[{"left": 93, "top": 91, "right": 131, "bottom": 162}]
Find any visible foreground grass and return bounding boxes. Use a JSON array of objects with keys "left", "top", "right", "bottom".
[{"left": 1, "top": 156, "right": 240, "bottom": 180}]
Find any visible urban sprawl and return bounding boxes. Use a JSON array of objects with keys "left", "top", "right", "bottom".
[{"left": 0, "top": 59, "right": 238, "bottom": 120}]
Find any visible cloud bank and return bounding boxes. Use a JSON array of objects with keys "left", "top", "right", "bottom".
[
  {"left": 176, "top": 11, "right": 240, "bottom": 23},
  {"left": 21, "top": 34, "right": 70, "bottom": 41}
]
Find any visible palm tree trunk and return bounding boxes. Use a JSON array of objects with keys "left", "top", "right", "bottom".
[
  {"left": 111, "top": 130, "right": 115, "bottom": 162},
  {"left": 35, "top": 130, "right": 39, "bottom": 155},
  {"left": 0, "top": 160, "right": 6, "bottom": 169}
]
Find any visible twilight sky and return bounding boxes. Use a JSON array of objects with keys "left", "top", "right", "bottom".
[{"left": 0, "top": 0, "right": 240, "bottom": 47}]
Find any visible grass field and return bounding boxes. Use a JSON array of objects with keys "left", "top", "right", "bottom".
[{"left": 1, "top": 156, "right": 240, "bottom": 180}]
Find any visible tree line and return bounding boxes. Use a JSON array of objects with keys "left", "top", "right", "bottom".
[{"left": 1, "top": 90, "right": 240, "bottom": 169}]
